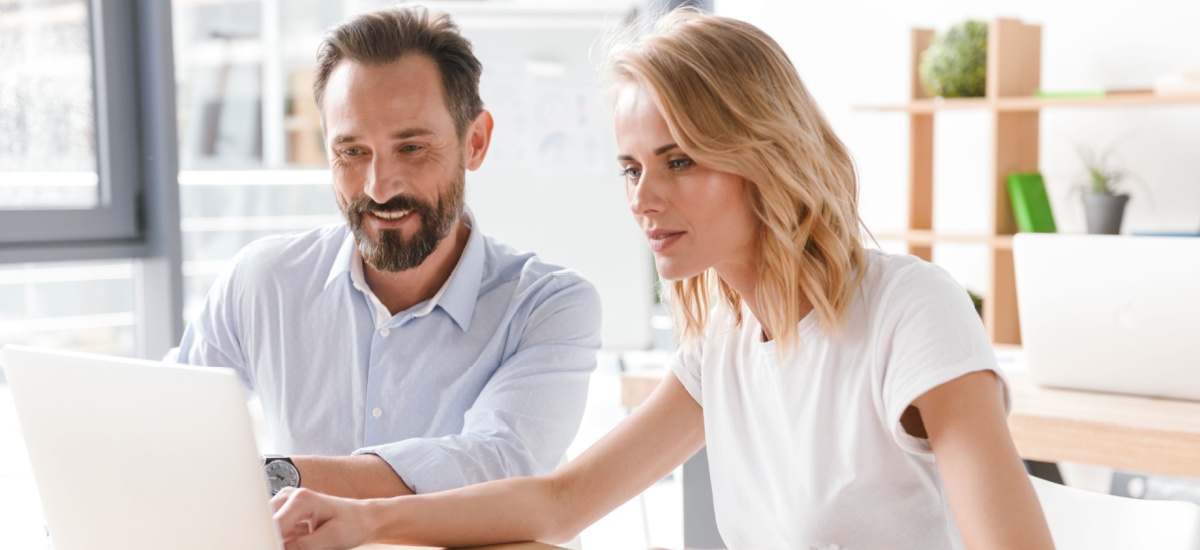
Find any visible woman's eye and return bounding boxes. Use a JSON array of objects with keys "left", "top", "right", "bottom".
[
  {"left": 619, "top": 166, "right": 642, "bottom": 181},
  {"left": 667, "top": 158, "right": 693, "bottom": 171}
]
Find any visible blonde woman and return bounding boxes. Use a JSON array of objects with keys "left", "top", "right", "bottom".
[{"left": 272, "top": 10, "right": 1054, "bottom": 550}]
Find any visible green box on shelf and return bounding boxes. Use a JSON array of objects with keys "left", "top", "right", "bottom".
[{"left": 1007, "top": 172, "right": 1057, "bottom": 233}]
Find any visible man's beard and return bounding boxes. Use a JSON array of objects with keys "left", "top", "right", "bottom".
[{"left": 341, "top": 171, "right": 466, "bottom": 273}]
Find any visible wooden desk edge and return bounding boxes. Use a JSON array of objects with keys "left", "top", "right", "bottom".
[{"left": 358, "top": 542, "right": 564, "bottom": 550}]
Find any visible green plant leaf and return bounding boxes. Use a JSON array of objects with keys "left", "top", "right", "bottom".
[{"left": 919, "top": 20, "right": 988, "bottom": 98}]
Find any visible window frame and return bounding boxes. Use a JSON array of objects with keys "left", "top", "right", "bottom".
[
  {"left": 0, "top": 0, "right": 184, "bottom": 359},
  {"left": 0, "top": 0, "right": 148, "bottom": 259}
]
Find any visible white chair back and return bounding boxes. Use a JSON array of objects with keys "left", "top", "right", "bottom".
[{"left": 1031, "top": 475, "right": 1200, "bottom": 549}]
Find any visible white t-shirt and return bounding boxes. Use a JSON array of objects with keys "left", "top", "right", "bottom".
[{"left": 672, "top": 250, "right": 1009, "bottom": 550}]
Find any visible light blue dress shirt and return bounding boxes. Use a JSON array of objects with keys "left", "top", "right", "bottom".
[{"left": 176, "top": 215, "right": 601, "bottom": 493}]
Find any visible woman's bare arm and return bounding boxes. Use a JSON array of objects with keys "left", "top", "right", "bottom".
[
  {"left": 914, "top": 370, "right": 1054, "bottom": 549},
  {"left": 272, "top": 372, "right": 705, "bottom": 549}
]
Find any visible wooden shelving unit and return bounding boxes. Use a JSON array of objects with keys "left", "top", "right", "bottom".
[
  {"left": 859, "top": 91, "right": 1200, "bottom": 113},
  {"left": 871, "top": 230, "right": 1015, "bottom": 250},
  {"left": 860, "top": 18, "right": 1200, "bottom": 345}
]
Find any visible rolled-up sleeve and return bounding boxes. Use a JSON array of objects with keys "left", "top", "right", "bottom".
[{"left": 355, "top": 274, "right": 602, "bottom": 494}]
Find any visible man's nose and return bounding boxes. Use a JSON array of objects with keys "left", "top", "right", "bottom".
[{"left": 365, "top": 155, "right": 405, "bottom": 204}]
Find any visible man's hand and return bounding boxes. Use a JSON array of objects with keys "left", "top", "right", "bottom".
[
  {"left": 290, "top": 454, "right": 415, "bottom": 499},
  {"left": 271, "top": 487, "right": 377, "bottom": 550}
]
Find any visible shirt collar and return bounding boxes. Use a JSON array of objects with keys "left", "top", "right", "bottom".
[
  {"left": 324, "top": 210, "right": 484, "bottom": 331},
  {"left": 432, "top": 210, "right": 483, "bottom": 331},
  {"left": 325, "top": 230, "right": 357, "bottom": 290}
]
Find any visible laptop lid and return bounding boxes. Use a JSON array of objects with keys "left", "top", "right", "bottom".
[
  {"left": 0, "top": 345, "right": 282, "bottom": 550},
  {"left": 1013, "top": 234, "right": 1200, "bottom": 400}
]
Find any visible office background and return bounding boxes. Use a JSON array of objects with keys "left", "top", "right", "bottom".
[
  {"left": 722, "top": 0, "right": 1200, "bottom": 295},
  {"left": 3, "top": 0, "right": 1198, "bottom": 360},
  {"left": 1, "top": 0, "right": 1198, "bottom": 548}
]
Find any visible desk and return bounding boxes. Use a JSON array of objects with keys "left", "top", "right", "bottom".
[
  {"left": 1006, "top": 371, "right": 1200, "bottom": 480},
  {"left": 621, "top": 368, "right": 1200, "bottom": 478}
]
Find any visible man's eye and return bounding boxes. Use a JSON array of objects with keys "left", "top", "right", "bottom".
[
  {"left": 400, "top": 144, "right": 424, "bottom": 153},
  {"left": 342, "top": 148, "right": 364, "bottom": 157}
]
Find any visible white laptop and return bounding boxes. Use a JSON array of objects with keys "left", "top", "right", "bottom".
[
  {"left": 0, "top": 345, "right": 283, "bottom": 550},
  {"left": 1013, "top": 234, "right": 1200, "bottom": 400}
]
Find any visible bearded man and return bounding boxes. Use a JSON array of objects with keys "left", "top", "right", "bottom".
[{"left": 176, "top": 5, "right": 601, "bottom": 499}]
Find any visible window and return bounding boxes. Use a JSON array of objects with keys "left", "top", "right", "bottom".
[
  {"left": 0, "top": 0, "right": 182, "bottom": 359},
  {"left": 0, "top": 1, "right": 97, "bottom": 209},
  {"left": 0, "top": 260, "right": 136, "bottom": 357},
  {"left": 172, "top": 0, "right": 341, "bottom": 319},
  {"left": 0, "top": 0, "right": 143, "bottom": 251}
]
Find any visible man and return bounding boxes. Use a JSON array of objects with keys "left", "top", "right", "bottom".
[{"left": 176, "top": 5, "right": 601, "bottom": 499}]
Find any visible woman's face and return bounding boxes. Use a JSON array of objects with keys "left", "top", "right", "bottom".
[{"left": 614, "top": 84, "right": 760, "bottom": 284}]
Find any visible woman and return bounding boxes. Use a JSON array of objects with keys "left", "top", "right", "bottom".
[{"left": 272, "top": 10, "right": 1054, "bottom": 549}]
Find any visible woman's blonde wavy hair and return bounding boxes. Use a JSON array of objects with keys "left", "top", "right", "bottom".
[{"left": 604, "top": 10, "right": 867, "bottom": 353}]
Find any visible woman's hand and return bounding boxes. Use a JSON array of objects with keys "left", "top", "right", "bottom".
[{"left": 271, "top": 487, "right": 377, "bottom": 550}]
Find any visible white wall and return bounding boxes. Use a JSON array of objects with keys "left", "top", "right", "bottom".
[{"left": 716, "top": 0, "right": 1200, "bottom": 293}]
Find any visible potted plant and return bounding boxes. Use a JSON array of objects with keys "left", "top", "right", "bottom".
[
  {"left": 1077, "top": 144, "right": 1131, "bottom": 235},
  {"left": 919, "top": 20, "right": 988, "bottom": 98}
]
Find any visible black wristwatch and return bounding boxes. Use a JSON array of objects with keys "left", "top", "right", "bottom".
[{"left": 263, "top": 455, "right": 301, "bottom": 496}]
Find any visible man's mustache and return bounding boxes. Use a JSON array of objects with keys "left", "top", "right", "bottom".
[{"left": 347, "top": 194, "right": 432, "bottom": 215}]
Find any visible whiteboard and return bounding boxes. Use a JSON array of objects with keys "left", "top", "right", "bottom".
[{"left": 428, "top": 3, "right": 654, "bottom": 350}]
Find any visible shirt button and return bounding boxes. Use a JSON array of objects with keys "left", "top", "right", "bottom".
[
  {"left": 380, "top": 327, "right": 390, "bottom": 337},
  {"left": 372, "top": 407, "right": 382, "bottom": 418}
]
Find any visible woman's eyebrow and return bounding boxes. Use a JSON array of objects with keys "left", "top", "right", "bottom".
[{"left": 617, "top": 143, "right": 680, "bottom": 162}]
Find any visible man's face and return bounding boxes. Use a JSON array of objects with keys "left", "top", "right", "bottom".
[{"left": 321, "top": 55, "right": 467, "bottom": 272}]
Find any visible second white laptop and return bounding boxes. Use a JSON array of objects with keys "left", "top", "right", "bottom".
[
  {"left": 0, "top": 345, "right": 283, "bottom": 550},
  {"left": 1013, "top": 234, "right": 1200, "bottom": 400}
]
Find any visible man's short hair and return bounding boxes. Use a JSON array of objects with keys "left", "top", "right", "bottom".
[{"left": 312, "top": 5, "right": 484, "bottom": 136}]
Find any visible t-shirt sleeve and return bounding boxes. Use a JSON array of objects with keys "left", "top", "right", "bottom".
[
  {"left": 877, "top": 262, "right": 1012, "bottom": 455},
  {"left": 669, "top": 335, "right": 705, "bottom": 407}
]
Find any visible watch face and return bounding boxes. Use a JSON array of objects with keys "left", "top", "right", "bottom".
[{"left": 265, "top": 460, "right": 300, "bottom": 495}]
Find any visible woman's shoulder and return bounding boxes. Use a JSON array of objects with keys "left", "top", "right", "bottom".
[
  {"left": 859, "top": 249, "right": 969, "bottom": 309},
  {"left": 861, "top": 249, "right": 930, "bottom": 291}
]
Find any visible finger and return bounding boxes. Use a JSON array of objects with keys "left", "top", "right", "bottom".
[
  {"left": 271, "top": 486, "right": 299, "bottom": 512},
  {"left": 283, "top": 519, "right": 312, "bottom": 543},
  {"left": 291, "top": 518, "right": 356, "bottom": 550}
]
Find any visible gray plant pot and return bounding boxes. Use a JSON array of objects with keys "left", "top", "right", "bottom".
[{"left": 1083, "top": 191, "right": 1130, "bottom": 235}]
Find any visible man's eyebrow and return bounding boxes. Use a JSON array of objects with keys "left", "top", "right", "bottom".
[
  {"left": 330, "top": 128, "right": 436, "bottom": 144},
  {"left": 617, "top": 143, "right": 681, "bottom": 162},
  {"left": 391, "top": 128, "right": 435, "bottom": 140}
]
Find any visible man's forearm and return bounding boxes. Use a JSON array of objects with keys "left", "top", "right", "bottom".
[{"left": 291, "top": 454, "right": 415, "bottom": 498}]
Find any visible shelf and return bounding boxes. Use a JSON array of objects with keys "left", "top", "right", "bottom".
[
  {"left": 872, "top": 230, "right": 1014, "bottom": 250},
  {"left": 861, "top": 18, "right": 1199, "bottom": 346},
  {"left": 857, "top": 92, "right": 1200, "bottom": 113}
]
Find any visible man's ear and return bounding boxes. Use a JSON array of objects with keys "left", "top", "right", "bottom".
[{"left": 464, "top": 110, "right": 494, "bottom": 171}]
